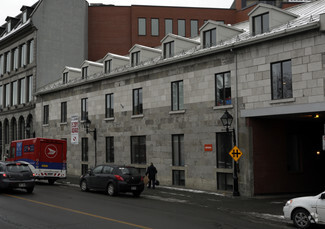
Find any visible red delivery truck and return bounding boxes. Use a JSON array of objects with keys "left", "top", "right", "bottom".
[{"left": 7, "top": 138, "right": 67, "bottom": 184}]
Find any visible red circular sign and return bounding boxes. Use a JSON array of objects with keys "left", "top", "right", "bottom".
[{"left": 45, "top": 144, "right": 58, "bottom": 159}]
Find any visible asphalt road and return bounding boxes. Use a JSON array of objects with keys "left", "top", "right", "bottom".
[{"left": 0, "top": 182, "right": 303, "bottom": 229}]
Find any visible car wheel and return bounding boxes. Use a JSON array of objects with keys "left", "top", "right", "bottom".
[
  {"left": 107, "top": 183, "right": 117, "bottom": 196},
  {"left": 80, "top": 180, "right": 89, "bottom": 192},
  {"left": 132, "top": 191, "right": 141, "bottom": 197},
  {"left": 293, "top": 209, "right": 311, "bottom": 229},
  {"left": 26, "top": 187, "right": 34, "bottom": 193}
]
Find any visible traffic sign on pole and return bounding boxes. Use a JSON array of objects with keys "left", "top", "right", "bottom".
[{"left": 229, "top": 146, "right": 243, "bottom": 162}]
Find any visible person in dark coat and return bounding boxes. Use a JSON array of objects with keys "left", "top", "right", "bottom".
[{"left": 146, "top": 162, "right": 157, "bottom": 189}]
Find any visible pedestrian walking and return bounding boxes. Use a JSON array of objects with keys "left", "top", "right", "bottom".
[{"left": 146, "top": 162, "right": 157, "bottom": 189}]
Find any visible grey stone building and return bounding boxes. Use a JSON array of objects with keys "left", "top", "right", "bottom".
[
  {"left": 0, "top": 0, "right": 88, "bottom": 158},
  {"left": 36, "top": 0, "right": 325, "bottom": 196}
]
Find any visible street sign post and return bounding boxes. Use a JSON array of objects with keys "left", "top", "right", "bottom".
[{"left": 229, "top": 146, "right": 243, "bottom": 162}]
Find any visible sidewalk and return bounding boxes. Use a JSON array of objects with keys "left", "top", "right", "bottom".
[{"left": 57, "top": 175, "right": 297, "bottom": 224}]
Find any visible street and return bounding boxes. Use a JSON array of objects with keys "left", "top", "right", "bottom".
[{"left": 0, "top": 182, "right": 305, "bottom": 229}]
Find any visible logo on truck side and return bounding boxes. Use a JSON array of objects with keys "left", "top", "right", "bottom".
[{"left": 45, "top": 144, "right": 58, "bottom": 159}]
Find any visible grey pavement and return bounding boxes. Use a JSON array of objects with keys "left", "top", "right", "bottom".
[{"left": 55, "top": 176, "right": 321, "bottom": 227}]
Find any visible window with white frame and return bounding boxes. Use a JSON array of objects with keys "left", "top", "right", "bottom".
[
  {"left": 203, "top": 28, "right": 216, "bottom": 48},
  {"left": 171, "top": 80, "right": 184, "bottom": 111},
  {"left": 163, "top": 41, "right": 174, "bottom": 59},
  {"left": 271, "top": 60, "right": 292, "bottom": 100},
  {"left": 138, "top": 18, "right": 146, "bottom": 36}
]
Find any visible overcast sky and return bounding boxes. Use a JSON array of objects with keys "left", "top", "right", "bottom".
[{"left": 1, "top": 0, "right": 234, "bottom": 25}]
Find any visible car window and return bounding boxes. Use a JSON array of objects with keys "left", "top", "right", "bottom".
[
  {"left": 6, "top": 164, "right": 31, "bottom": 173},
  {"left": 0, "top": 165, "right": 3, "bottom": 172},
  {"left": 118, "top": 167, "right": 139, "bottom": 175},
  {"left": 103, "top": 166, "right": 113, "bottom": 174},
  {"left": 92, "top": 166, "right": 103, "bottom": 174}
]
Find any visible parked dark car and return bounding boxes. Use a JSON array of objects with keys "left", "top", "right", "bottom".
[
  {"left": 0, "top": 161, "right": 35, "bottom": 193},
  {"left": 80, "top": 165, "right": 144, "bottom": 197}
]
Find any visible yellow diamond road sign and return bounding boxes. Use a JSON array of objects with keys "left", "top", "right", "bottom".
[{"left": 229, "top": 146, "right": 243, "bottom": 162}]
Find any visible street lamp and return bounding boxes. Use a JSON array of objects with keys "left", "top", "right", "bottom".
[
  {"left": 220, "top": 110, "right": 240, "bottom": 196},
  {"left": 83, "top": 118, "right": 97, "bottom": 166}
]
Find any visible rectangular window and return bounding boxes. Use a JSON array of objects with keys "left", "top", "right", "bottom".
[
  {"left": 28, "top": 40, "right": 34, "bottom": 64},
  {"left": 177, "top": 19, "right": 186, "bottom": 37},
  {"left": 165, "top": 19, "right": 173, "bottom": 35},
  {"left": 19, "top": 78, "right": 26, "bottom": 104},
  {"left": 163, "top": 41, "right": 174, "bottom": 59},
  {"left": 82, "top": 66, "right": 88, "bottom": 79},
  {"left": 138, "top": 18, "right": 146, "bottom": 35},
  {"left": 215, "top": 72, "right": 231, "bottom": 106},
  {"left": 131, "top": 136, "right": 146, "bottom": 164},
  {"left": 81, "top": 98, "right": 88, "bottom": 121},
  {"left": 6, "top": 51, "right": 11, "bottom": 73},
  {"left": 131, "top": 51, "right": 140, "bottom": 67},
  {"left": 27, "top": 75, "right": 33, "bottom": 102},
  {"left": 105, "top": 93, "right": 114, "bottom": 118},
  {"left": 22, "top": 11, "right": 27, "bottom": 23},
  {"left": 253, "top": 13, "right": 269, "bottom": 35},
  {"left": 216, "top": 132, "right": 233, "bottom": 169},
  {"left": 7, "top": 21, "right": 11, "bottom": 33},
  {"left": 0, "top": 55, "right": 4, "bottom": 75},
  {"left": 106, "top": 137, "right": 114, "bottom": 163},
  {"left": 151, "top": 18, "right": 159, "bottom": 36},
  {"left": 5, "top": 83, "right": 10, "bottom": 107},
  {"left": 21, "top": 44, "right": 27, "bottom": 66},
  {"left": 133, "top": 88, "right": 143, "bottom": 115},
  {"left": 271, "top": 60, "right": 292, "bottom": 100},
  {"left": 81, "top": 138, "right": 88, "bottom": 162},
  {"left": 43, "top": 105, "right": 49, "bottom": 125},
  {"left": 13, "top": 48, "right": 18, "bottom": 70},
  {"left": 203, "top": 28, "right": 216, "bottom": 48},
  {"left": 217, "top": 172, "right": 233, "bottom": 191},
  {"left": 63, "top": 72, "right": 68, "bottom": 84},
  {"left": 104, "top": 59, "right": 112, "bottom": 74},
  {"left": 61, "top": 102, "right": 67, "bottom": 123},
  {"left": 171, "top": 80, "right": 184, "bottom": 111},
  {"left": 0, "top": 86, "right": 3, "bottom": 109},
  {"left": 172, "top": 134, "right": 184, "bottom": 166},
  {"left": 172, "top": 170, "right": 185, "bottom": 186},
  {"left": 190, "top": 20, "right": 198, "bottom": 37},
  {"left": 12, "top": 81, "right": 17, "bottom": 106}
]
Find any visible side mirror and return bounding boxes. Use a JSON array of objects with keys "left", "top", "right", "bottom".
[{"left": 321, "top": 193, "right": 325, "bottom": 200}]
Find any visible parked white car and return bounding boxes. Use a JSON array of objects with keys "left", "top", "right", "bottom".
[{"left": 283, "top": 191, "right": 325, "bottom": 228}]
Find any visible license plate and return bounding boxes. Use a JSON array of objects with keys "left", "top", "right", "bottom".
[
  {"left": 19, "top": 183, "right": 26, "bottom": 188},
  {"left": 131, "top": 186, "right": 137, "bottom": 190}
]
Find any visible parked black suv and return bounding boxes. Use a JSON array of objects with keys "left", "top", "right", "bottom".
[
  {"left": 0, "top": 161, "right": 35, "bottom": 193},
  {"left": 80, "top": 165, "right": 144, "bottom": 197}
]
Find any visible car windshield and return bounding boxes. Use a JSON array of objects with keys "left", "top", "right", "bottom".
[
  {"left": 118, "top": 167, "right": 139, "bottom": 175},
  {"left": 6, "top": 164, "right": 31, "bottom": 173}
]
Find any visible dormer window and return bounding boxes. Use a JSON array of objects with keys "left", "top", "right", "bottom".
[
  {"left": 7, "top": 21, "right": 11, "bottom": 33},
  {"left": 164, "top": 41, "right": 174, "bottom": 59},
  {"left": 253, "top": 13, "right": 269, "bottom": 35},
  {"left": 203, "top": 28, "right": 216, "bottom": 48},
  {"left": 131, "top": 51, "right": 140, "bottom": 67},
  {"left": 22, "top": 11, "right": 27, "bottom": 23},
  {"left": 104, "top": 59, "right": 112, "bottom": 74},
  {"left": 63, "top": 72, "right": 68, "bottom": 84},
  {"left": 82, "top": 66, "right": 88, "bottom": 79}
]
